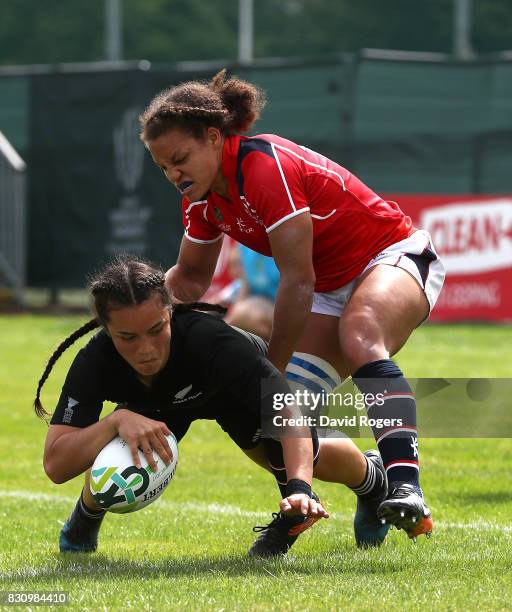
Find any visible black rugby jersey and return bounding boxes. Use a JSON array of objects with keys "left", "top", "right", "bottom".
[{"left": 51, "top": 311, "right": 289, "bottom": 429}]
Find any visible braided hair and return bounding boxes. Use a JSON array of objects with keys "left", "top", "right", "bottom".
[
  {"left": 34, "top": 318, "right": 99, "bottom": 419},
  {"left": 33, "top": 254, "right": 226, "bottom": 420},
  {"left": 139, "top": 68, "right": 266, "bottom": 142}
]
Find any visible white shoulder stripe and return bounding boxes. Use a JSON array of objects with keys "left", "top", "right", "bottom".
[
  {"left": 266, "top": 207, "right": 310, "bottom": 233},
  {"left": 270, "top": 142, "right": 297, "bottom": 212},
  {"left": 311, "top": 209, "right": 336, "bottom": 221},
  {"left": 184, "top": 199, "right": 208, "bottom": 214},
  {"left": 273, "top": 143, "right": 346, "bottom": 191},
  {"left": 183, "top": 200, "right": 220, "bottom": 242}
]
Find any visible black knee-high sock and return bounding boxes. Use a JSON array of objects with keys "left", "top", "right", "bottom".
[
  {"left": 266, "top": 461, "right": 288, "bottom": 498},
  {"left": 263, "top": 432, "right": 320, "bottom": 499},
  {"left": 68, "top": 490, "right": 106, "bottom": 526},
  {"left": 353, "top": 359, "right": 420, "bottom": 491},
  {"left": 350, "top": 453, "right": 387, "bottom": 500},
  {"left": 261, "top": 436, "right": 288, "bottom": 497}
]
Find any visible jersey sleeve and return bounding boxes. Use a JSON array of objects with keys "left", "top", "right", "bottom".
[
  {"left": 241, "top": 145, "right": 310, "bottom": 233},
  {"left": 181, "top": 197, "right": 223, "bottom": 244},
  {"left": 50, "top": 348, "right": 106, "bottom": 428}
]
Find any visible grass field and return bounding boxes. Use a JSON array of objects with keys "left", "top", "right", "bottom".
[{"left": 1, "top": 315, "right": 511, "bottom": 611}]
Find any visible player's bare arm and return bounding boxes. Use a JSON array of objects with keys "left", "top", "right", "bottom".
[
  {"left": 43, "top": 411, "right": 172, "bottom": 483},
  {"left": 267, "top": 213, "right": 315, "bottom": 372},
  {"left": 165, "top": 235, "right": 223, "bottom": 302},
  {"left": 278, "top": 409, "right": 328, "bottom": 519}
]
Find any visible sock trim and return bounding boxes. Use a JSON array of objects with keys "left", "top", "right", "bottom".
[
  {"left": 385, "top": 461, "right": 419, "bottom": 471},
  {"left": 351, "top": 455, "right": 376, "bottom": 496},
  {"left": 79, "top": 495, "right": 106, "bottom": 519},
  {"left": 352, "top": 358, "right": 402, "bottom": 380},
  {"left": 376, "top": 426, "right": 417, "bottom": 444}
]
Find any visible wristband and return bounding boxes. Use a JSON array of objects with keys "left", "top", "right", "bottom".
[{"left": 285, "top": 478, "right": 312, "bottom": 498}]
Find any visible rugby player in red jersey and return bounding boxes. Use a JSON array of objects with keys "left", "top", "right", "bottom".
[{"left": 139, "top": 70, "right": 446, "bottom": 553}]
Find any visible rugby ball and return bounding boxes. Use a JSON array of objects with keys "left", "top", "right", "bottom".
[{"left": 89, "top": 433, "right": 178, "bottom": 513}]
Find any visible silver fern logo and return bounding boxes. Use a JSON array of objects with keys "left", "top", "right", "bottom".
[{"left": 108, "top": 108, "right": 151, "bottom": 255}]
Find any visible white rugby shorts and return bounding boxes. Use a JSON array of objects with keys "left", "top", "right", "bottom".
[{"left": 312, "top": 230, "right": 446, "bottom": 318}]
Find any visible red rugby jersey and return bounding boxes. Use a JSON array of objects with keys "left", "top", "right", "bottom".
[{"left": 182, "top": 134, "right": 413, "bottom": 292}]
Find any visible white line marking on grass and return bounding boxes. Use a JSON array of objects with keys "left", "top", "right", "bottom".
[
  {"left": 0, "top": 489, "right": 266, "bottom": 518},
  {"left": 2, "top": 490, "right": 511, "bottom": 533},
  {"left": 440, "top": 520, "right": 512, "bottom": 533},
  {"left": 1, "top": 490, "right": 76, "bottom": 503},
  {"left": 167, "top": 500, "right": 265, "bottom": 518}
]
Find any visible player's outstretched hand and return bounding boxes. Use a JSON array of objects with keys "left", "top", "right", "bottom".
[
  {"left": 280, "top": 494, "right": 329, "bottom": 519},
  {"left": 111, "top": 408, "right": 173, "bottom": 471}
]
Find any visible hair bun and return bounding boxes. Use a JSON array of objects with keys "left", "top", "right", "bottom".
[
  {"left": 140, "top": 69, "right": 266, "bottom": 141},
  {"left": 210, "top": 69, "right": 266, "bottom": 134}
]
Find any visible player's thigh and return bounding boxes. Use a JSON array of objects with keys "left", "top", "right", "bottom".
[
  {"left": 293, "top": 311, "right": 351, "bottom": 378},
  {"left": 220, "top": 408, "right": 321, "bottom": 476},
  {"left": 216, "top": 413, "right": 279, "bottom": 475},
  {"left": 339, "top": 264, "right": 429, "bottom": 370},
  {"left": 241, "top": 445, "right": 272, "bottom": 472},
  {"left": 216, "top": 406, "right": 262, "bottom": 455}
]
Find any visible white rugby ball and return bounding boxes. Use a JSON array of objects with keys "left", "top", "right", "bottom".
[{"left": 90, "top": 433, "right": 178, "bottom": 513}]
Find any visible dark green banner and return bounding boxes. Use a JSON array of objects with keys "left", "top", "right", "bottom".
[
  {"left": 23, "top": 58, "right": 512, "bottom": 287},
  {"left": 29, "top": 69, "right": 215, "bottom": 287}
]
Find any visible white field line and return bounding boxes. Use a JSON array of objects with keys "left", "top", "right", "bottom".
[
  {"left": 1, "top": 489, "right": 511, "bottom": 533},
  {"left": 0, "top": 489, "right": 266, "bottom": 519}
]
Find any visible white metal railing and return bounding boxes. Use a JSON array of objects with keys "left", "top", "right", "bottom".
[{"left": 0, "top": 131, "right": 26, "bottom": 304}]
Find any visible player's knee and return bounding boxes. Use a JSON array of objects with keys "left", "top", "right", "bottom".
[
  {"left": 43, "top": 457, "right": 67, "bottom": 484},
  {"left": 227, "top": 297, "right": 273, "bottom": 340},
  {"left": 285, "top": 352, "right": 342, "bottom": 395},
  {"left": 339, "top": 313, "right": 388, "bottom": 372},
  {"left": 264, "top": 429, "right": 320, "bottom": 476}
]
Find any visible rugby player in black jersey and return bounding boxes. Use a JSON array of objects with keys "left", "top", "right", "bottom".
[{"left": 34, "top": 256, "right": 389, "bottom": 557}]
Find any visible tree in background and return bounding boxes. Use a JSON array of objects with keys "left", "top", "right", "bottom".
[
  {"left": 0, "top": 0, "right": 103, "bottom": 64},
  {"left": 124, "top": 0, "right": 236, "bottom": 62},
  {"left": 473, "top": 0, "right": 512, "bottom": 53},
  {"left": 254, "top": 0, "right": 453, "bottom": 57},
  {"left": 0, "top": 0, "right": 511, "bottom": 66}
]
